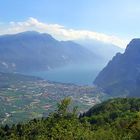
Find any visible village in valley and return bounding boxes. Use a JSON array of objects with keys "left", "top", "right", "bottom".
[{"left": 0, "top": 75, "right": 105, "bottom": 124}]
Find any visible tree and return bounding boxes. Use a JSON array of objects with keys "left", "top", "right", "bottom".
[{"left": 57, "top": 97, "right": 72, "bottom": 117}]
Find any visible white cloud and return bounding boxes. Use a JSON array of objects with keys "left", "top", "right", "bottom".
[{"left": 0, "top": 17, "right": 128, "bottom": 48}]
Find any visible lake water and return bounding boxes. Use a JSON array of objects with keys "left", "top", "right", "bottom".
[{"left": 26, "top": 64, "right": 101, "bottom": 85}]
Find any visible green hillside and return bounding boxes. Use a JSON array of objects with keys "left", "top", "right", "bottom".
[{"left": 1, "top": 98, "right": 140, "bottom": 140}]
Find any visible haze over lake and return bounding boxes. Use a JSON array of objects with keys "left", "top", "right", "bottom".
[{"left": 25, "top": 64, "right": 101, "bottom": 85}]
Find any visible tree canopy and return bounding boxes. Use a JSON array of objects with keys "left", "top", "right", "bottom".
[{"left": 1, "top": 98, "right": 140, "bottom": 140}]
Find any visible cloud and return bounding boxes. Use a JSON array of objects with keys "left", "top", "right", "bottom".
[{"left": 0, "top": 17, "right": 128, "bottom": 48}]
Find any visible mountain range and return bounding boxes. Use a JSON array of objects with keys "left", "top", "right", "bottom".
[
  {"left": 75, "top": 39, "right": 123, "bottom": 64},
  {"left": 0, "top": 31, "right": 121, "bottom": 73},
  {"left": 94, "top": 39, "right": 140, "bottom": 97},
  {"left": 0, "top": 31, "right": 96, "bottom": 72}
]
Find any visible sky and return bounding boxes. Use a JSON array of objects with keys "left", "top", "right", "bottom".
[{"left": 0, "top": 0, "right": 140, "bottom": 48}]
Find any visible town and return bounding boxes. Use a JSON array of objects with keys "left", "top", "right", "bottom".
[{"left": 0, "top": 77, "right": 105, "bottom": 124}]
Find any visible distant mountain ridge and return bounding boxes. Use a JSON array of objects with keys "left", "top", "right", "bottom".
[
  {"left": 75, "top": 39, "right": 123, "bottom": 64},
  {"left": 94, "top": 39, "right": 140, "bottom": 97},
  {"left": 0, "top": 31, "right": 97, "bottom": 72}
]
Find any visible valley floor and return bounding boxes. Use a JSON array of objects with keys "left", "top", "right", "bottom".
[{"left": 0, "top": 77, "right": 105, "bottom": 124}]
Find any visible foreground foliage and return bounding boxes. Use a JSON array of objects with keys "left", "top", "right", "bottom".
[{"left": 1, "top": 98, "right": 140, "bottom": 140}]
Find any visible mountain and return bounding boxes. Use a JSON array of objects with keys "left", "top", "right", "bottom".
[
  {"left": 0, "top": 31, "right": 97, "bottom": 72},
  {"left": 75, "top": 39, "right": 123, "bottom": 66},
  {"left": 1, "top": 98, "right": 140, "bottom": 139},
  {"left": 94, "top": 39, "right": 140, "bottom": 97}
]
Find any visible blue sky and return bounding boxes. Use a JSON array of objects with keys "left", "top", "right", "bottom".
[{"left": 0, "top": 0, "right": 140, "bottom": 47}]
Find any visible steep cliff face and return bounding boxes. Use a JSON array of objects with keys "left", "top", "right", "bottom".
[{"left": 94, "top": 39, "right": 140, "bottom": 97}]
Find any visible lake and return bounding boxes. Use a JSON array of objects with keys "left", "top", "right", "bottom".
[{"left": 25, "top": 64, "right": 101, "bottom": 85}]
